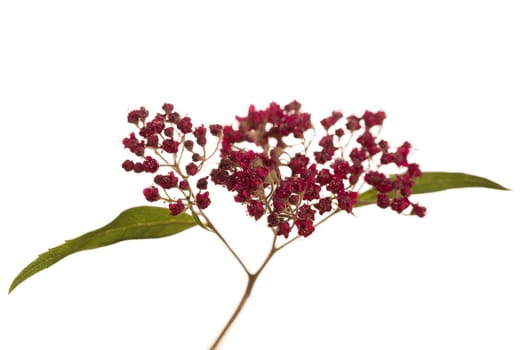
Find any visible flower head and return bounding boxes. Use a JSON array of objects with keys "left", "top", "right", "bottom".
[{"left": 122, "top": 101, "right": 425, "bottom": 234}]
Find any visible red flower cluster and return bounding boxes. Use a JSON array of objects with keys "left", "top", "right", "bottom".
[
  {"left": 122, "top": 101, "right": 426, "bottom": 238},
  {"left": 122, "top": 103, "right": 218, "bottom": 215}
]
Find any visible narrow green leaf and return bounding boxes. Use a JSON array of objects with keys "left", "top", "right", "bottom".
[
  {"left": 356, "top": 172, "right": 508, "bottom": 208},
  {"left": 9, "top": 206, "right": 196, "bottom": 294}
]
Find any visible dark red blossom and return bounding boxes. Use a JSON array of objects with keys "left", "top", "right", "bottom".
[
  {"left": 209, "top": 124, "right": 223, "bottom": 136},
  {"left": 295, "top": 219, "right": 315, "bottom": 237},
  {"left": 186, "top": 163, "right": 198, "bottom": 176},
  {"left": 177, "top": 116, "right": 193, "bottom": 134},
  {"left": 277, "top": 222, "right": 291, "bottom": 238},
  {"left": 143, "top": 186, "right": 160, "bottom": 202},
  {"left": 391, "top": 197, "right": 410, "bottom": 213},
  {"left": 184, "top": 140, "right": 194, "bottom": 151},
  {"left": 127, "top": 107, "right": 148, "bottom": 124},
  {"left": 146, "top": 134, "right": 159, "bottom": 147},
  {"left": 362, "top": 110, "right": 386, "bottom": 129},
  {"left": 316, "top": 169, "right": 332, "bottom": 185},
  {"left": 122, "top": 160, "right": 134, "bottom": 172},
  {"left": 169, "top": 199, "right": 185, "bottom": 216},
  {"left": 123, "top": 133, "right": 145, "bottom": 156},
  {"left": 133, "top": 162, "right": 144, "bottom": 173},
  {"left": 140, "top": 117, "right": 165, "bottom": 137},
  {"left": 346, "top": 115, "right": 361, "bottom": 131},
  {"left": 162, "top": 139, "right": 179, "bottom": 153},
  {"left": 411, "top": 204, "right": 427, "bottom": 217},
  {"left": 154, "top": 172, "right": 178, "bottom": 189},
  {"left": 377, "top": 193, "right": 390, "bottom": 208},
  {"left": 331, "top": 159, "right": 351, "bottom": 179},
  {"left": 179, "top": 180, "right": 190, "bottom": 191},
  {"left": 193, "top": 125, "right": 207, "bottom": 146},
  {"left": 289, "top": 154, "right": 310, "bottom": 175},
  {"left": 162, "top": 103, "right": 174, "bottom": 114},
  {"left": 196, "top": 192, "right": 211, "bottom": 209},
  {"left": 321, "top": 111, "right": 343, "bottom": 130},
  {"left": 393, "top": 141, "right": 411, "bottom": 166},
  {"left": 337, "top": 191, "right": 357, "bottom": 213},
  {"left": 247, "top": 200, "right": 265, "bottom": 220},
  {"left": 335, "top": 128, "right": 345, "bottom": 137},
  {"left": 314, "top": 197, "right": 332, "bottom": 214},
  {"left": 356, "top": 130, "right": 380, "bottom": 155},
  {"left": 196, "top": 176, "right": 209, "bottom": 190},
  {"left": 164, "top": 127, "right": 174, "bottom": 138},
  {"left": 142, "top": 156, "right": 159, "bottom": 173}
]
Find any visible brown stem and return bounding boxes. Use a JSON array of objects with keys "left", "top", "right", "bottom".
[
  {"left": 209, "top": 274, "right": 256, "bottom": 350},
  {"left": 209, "top": 234, "right": 280, "bottom": 349}
]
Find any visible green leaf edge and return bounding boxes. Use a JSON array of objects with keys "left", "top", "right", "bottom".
[
  {"left": 356, "top": 171, "right": 509, "bottom": 207},
  {"left": 9, "top": 206, "right": 196, "bottom": 294}
]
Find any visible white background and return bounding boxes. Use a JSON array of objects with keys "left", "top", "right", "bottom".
[{"left": 1, "top": 1, "right": 523, "bottom": 349}]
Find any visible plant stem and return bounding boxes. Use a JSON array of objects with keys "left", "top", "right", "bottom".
[
  {"left": 199, "top": 209, "right": 251, "bottom": 275},
  {"left": 209, "top": 274, "right": 256, "bottom": 350},
  {"left": 209, "top": 233, "right": 281, "bottom": 349}
]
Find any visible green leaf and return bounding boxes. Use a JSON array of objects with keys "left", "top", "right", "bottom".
[
  {"left": 9, "top": 206, "right": 196, "bottom": 294},
  {"left": 356, "top": 172, "right": 508, "bottom": 207}
]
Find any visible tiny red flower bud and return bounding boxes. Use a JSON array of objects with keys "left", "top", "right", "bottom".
[
  {"left": 196, "top": 176, "right": 209, "bottom": 190},
  {"left": 247, "top": 200, "right": 265, "bottom": 220},
  {"left": 177, "top": 116, "right": 193, "bottom": 134},
  {"left": 411, "top": 204, "right": 427, "bottom": 217},
  {"left": 314, "top": 197, "right": 333, "bottom": 215},
  {"left": 391, "top": 197, "right": 410, "bottom": 213},
  {"left": 209, "top": 124, "right": 223, "bottom": 136},
  {"left": 127, "top": 107, "right": 148, "bottom": 124},
  {"left": 166, "top": 111, "right": 180, "bottom": 123},
  {"left": 362, "top": 110, "right": 386, "bottom": 129},
  {"left": 337, "top": 190, "right": 357, "bottom": 213},
  {"left": 349, "top": 147, "right": 367, "bottom": 163},
  {"left": 123, "top": 133, "right": 145, "bottom": 156},
  {"left": 284, "top": 100, "right": 302, "bottom": 114},
  {"left": 162, "top": 103, "right": 174, "bottom": 114},
  {"left": 184, "top": 140, "right": 194, "bottom": 151},
  {"left": 345, "top": 115, "right": 361, "bottom": 131},
  {"left": 186, "top": 162, "right": 199, "bottom": 176},
  {"left": 179, "top": 179, "right": 190, "bottom": 190},
  {"left": 394, "top": 141, "right": 411, "bottom": 166},
  {"left": 164, "top": 126, "right": 174, "bottom": 138},
  {"left": 320, "top": 111, "right": 342, "bottom": 130},
  {"left": 122, "top": 160, "right": 134, "bottom": 172},
  {"left": 196, "top": 191, "right": 211, "bottom": 209},
  {"left": 267, "top": 212, "right": 280, "bottom": 227},
  {"left": 146, "top": 134, "right": 159, "bottom": 147},
  {"left": 380, "top": 153, "right": 395, "bottom": 165},
  {"left": 289, "top": 194, "right": 300, "bottom": 205},
  {"left": 316, "top": 169, "right": 332, "bottom": 186},
  {"left": 161, "top": 139, "right": 180, "bottom": 153},
  {"left": 376, "top": 193, "right": 390, "bottom": 209},
  {"left": 192, "top": 153, "right": 202, "bottom": 162},
  {"left": 407, "top": 163, "right": 422, "bottom": 178},
  {"left": 169, "top": 199, "right": 185, "bottom": 216},
  {"left": 154, "top": 171, "right": 178, "bottom": 189},
  {"left": 143, "top": 186, "right": 160, "bottom": 202},
  {"left": 142, "top": 156, "right": 159, "bottom": 173},
  {"left": 196, "top": 136, "right": 206, "bottom": 147},
  {"left": 295, "top": 219, "right": 315, "bottom": 237},
  {"left": 193, "top": 125, "right": 207, "bottom": 138},
  {"left": 277, "top": 222, "right": 291, "bottom": 238},
  {"left": 379, "top": 140, "right": 389, "bottom": 152},
  {"left": 133, "top": 162, "right": 144, "bottom": 173}
]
